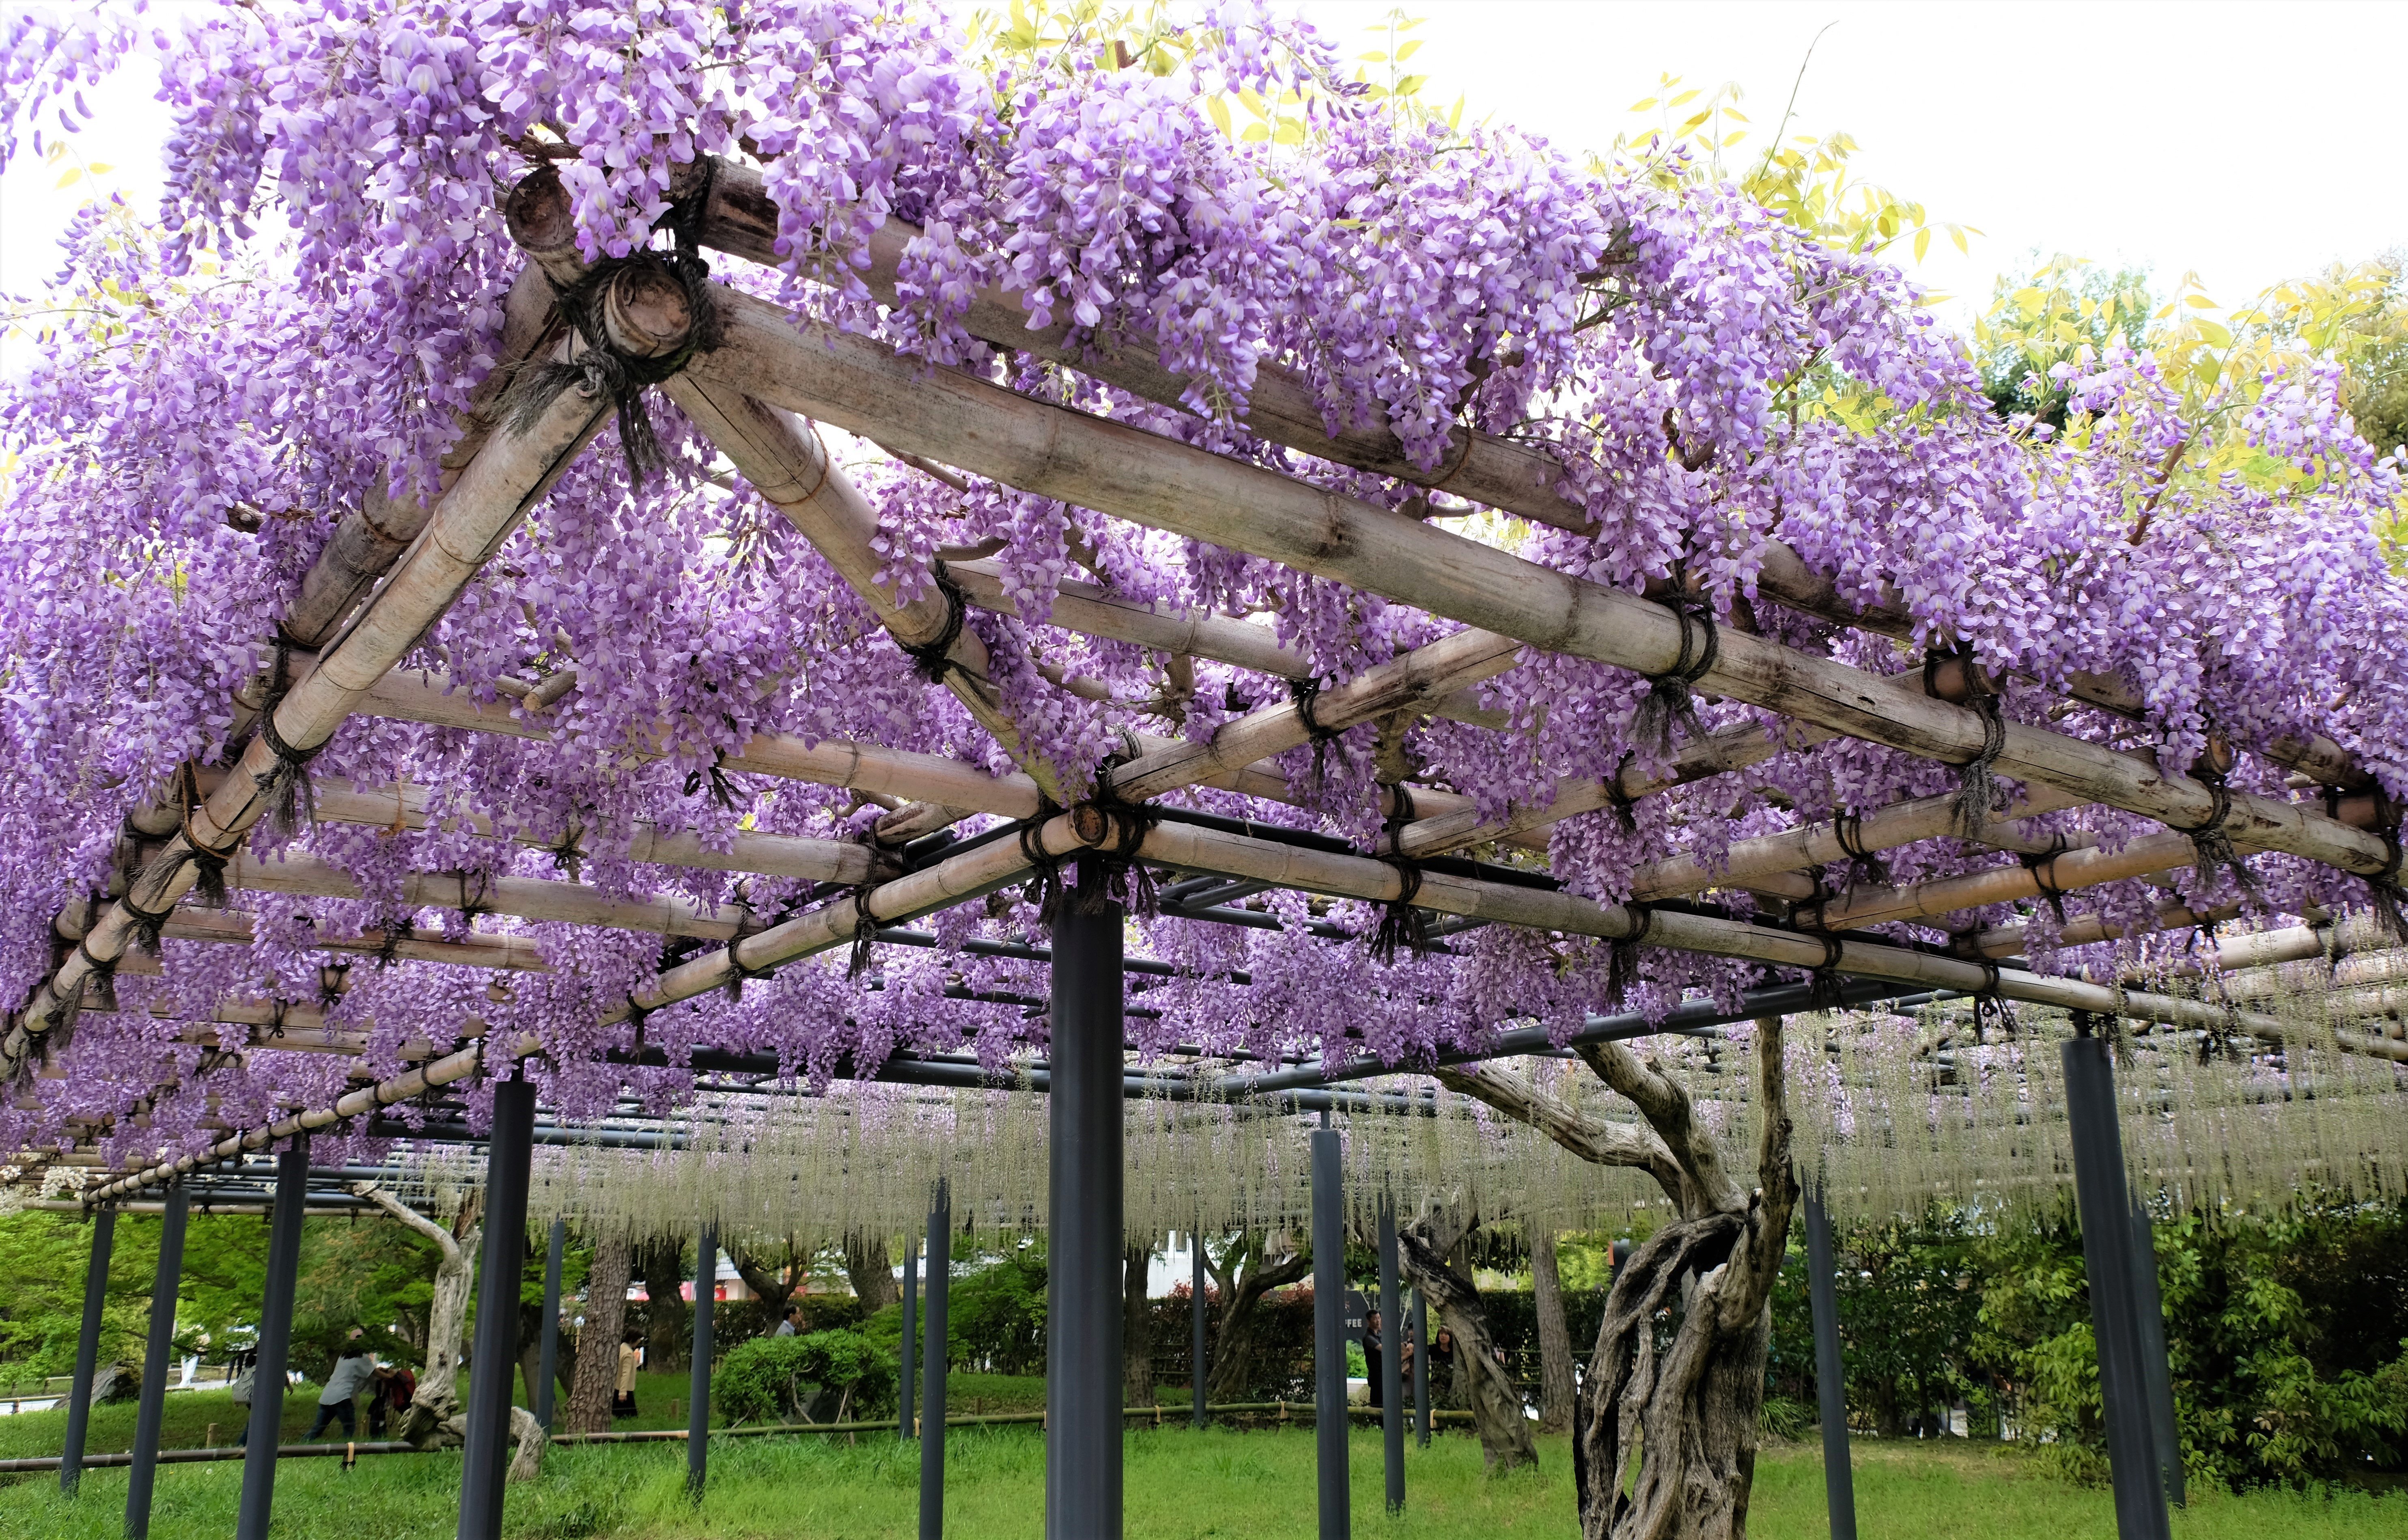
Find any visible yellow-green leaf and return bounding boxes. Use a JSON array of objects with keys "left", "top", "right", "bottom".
[
  {"left": 1913, "top": 227, "right": 1931, "bottom": 263},
  {"left": 1206, "top": 96, "right": 1232, "bottom": 135},
  {"left": 55, "top": 166, "right": 82, "bottom": 188}
]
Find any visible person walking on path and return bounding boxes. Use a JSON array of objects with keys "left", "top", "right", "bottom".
[
  {"left": 773, "top": 1303, "right": 800, "bottom": 1337},
  {"left": 305, "top": 1328, "right": 377, "bottom": 1439}
]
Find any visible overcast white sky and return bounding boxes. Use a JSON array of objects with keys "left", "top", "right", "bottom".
[{"left": 2, "top": 0, "right": 2402, "bottom": 356}]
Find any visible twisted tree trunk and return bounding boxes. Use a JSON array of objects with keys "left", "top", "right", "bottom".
[
  {"left": 565, "top": 1234, "right": 631, "bottom": 1435},
  {"left": 844, "top": 1233, "right": 900, "bottom": 1314},
  {"left": 1532, "top": 1227, "right": 1576, "bottom": 1434},
  {"left": 1439, "top": 1018, "right": 1799, "bottom": 1538},
  {"left": 351, "top": 1184, "right": 549, "bottom": 1481},
  {"left": 1396, "top": 1203, "right": 1537, "bottom": 1473},
  {"left": 1123, "top": 1243, "right": 1155, "bottom": 1408},
  {"left": 1203, "top": 1231, "right": 1311, "bottom": 1403},
  {"left": 637, "top": 1238, "right": 691, "bottom": 1373}
]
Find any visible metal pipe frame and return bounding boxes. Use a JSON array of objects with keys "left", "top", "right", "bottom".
[
  {"left": 236, "top": 1137, "right": 309, "bottom": 1540},
  {"left": 60, "top": 1208, "right": 113, "bottom": 1495},
  {"left": 459, "top": 1076, "right": 535, "bottom": 1540},
  {"left": 1046, "top": 881, "right": 1125, "bottom": 1540},
  {"left": 1377, "top": 1195, "right": 1404, "bottom": 1515},
  {"left": 688, "top": 1222, "right": 716, "bottom": 1499},
  {"left": 1804, "top": 1190, "right": 1858, "bottom": 1540},
  {"left": 899, "top": 1234, "right": 919, "bottom": 1441},
  {"left": 125, "top": 1178, "right": 189, "bottom": 1538},
  {"left": 536, "top": 1219, "right": 566, "bottom": 1431},
  {"left": 1311, "top": 1113, "right": 1349, "bottom": 1540},
  {"left": 920, "top": 1180, "right": 952, "bottom": 1540}
]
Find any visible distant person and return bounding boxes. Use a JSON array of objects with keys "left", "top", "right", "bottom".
[
  {"left": 1363, "top": 1309, "right": 1386, "bottom": 1408},
  {"left": 368, "top": 1360, "right": 416, "bottom": 1436},
  {"left": 614, "top": 1330, "right": 643, "bottom": 1419},
  {"left": 306, "top": 1328, "right": 377, "bottom": 1439},
  {"left": 227, "top": 1350, "right": 256, "bottom": 1447},
  {"left": 1430, "top": 1326, "right": 1462, "bottom": 1408},
  {"left": 774, "top": 1303, "right": 800, "bottom": 1337}
]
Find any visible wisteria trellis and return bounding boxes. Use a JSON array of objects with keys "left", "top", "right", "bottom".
[{"left": 1, "top": 0, "right": 2403, "bottom": 1191}]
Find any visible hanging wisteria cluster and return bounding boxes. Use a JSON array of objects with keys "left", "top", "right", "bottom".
[{"left": 1, "top": 0, "right": 2403, "bottom": 1179}]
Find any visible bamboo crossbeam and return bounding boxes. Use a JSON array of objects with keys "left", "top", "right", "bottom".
[
  {"left": 674, "top": 273, "right": 2393, "bottom": 888},
  {"left": 1788, "top": 827, "right": 2239, "bottom": 935},
  {"left": 56, "top": 900, "right": 551, "bottom": 973},
  {"left": 1627, "top": 784, "right": 2091, "bottom": 904},
  {"left": 1124, "top": 822, "right": 2408, "bottom": 1063},
  {"left": 943, "top": 561, "right": 1505, "bottom": 729},
  {"left": 3, "top": 312, "right": 639, "bottom": 1081},
  {"left": 1956, "top": 899, "right": 2244, "bottom": 962},
  {"left": 218, "top": 848, "right": 750, "bottom": 941},
  {"left": 683, "top": 164, "right": 2371, "bottom": 792}
]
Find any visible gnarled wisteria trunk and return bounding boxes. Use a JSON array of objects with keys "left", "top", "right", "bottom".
[
  {"left": 353, "top": 1185, "right": 546, "bottom": 1482},
  {"left": 1440, "top": 1017, "right": 1797, "bottom": 1538},
  {"left": 1395, "top": 1204, "right": 1538, "bottom": 1473}
]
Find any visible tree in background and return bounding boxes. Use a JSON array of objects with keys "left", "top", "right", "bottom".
[
  {"left": 1122, "top": 1242, "right": 1154, "bottom": 1407},
  {"left": 1201, "top": 1230, "right": 1310, "bottom": 1404},
  {"left": 843, "top": 1232, "right": 901, "bottom": 1314},
  {"left": 563, "top": 1235, "right": 632, "bottom": 1436},
  {"left": 1529, "top": 1227, "right": 1576, "bottom": 1434},
  {"left": 635, "top": 1237, "right": 690, "bottom": 1375}
]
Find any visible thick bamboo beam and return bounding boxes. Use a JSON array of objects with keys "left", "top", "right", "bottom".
[
  {"left": 685, "top": 164, "right": 2369, "bottom": 792},
  {"left": 4, "top": 304, "right": 644, "bottom": 1079},
  {"left": 675, "top": 274, "right": 2393, "bottom": 886}
]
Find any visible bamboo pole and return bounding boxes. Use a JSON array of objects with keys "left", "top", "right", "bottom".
[
  {"left": 673, "top": 273, "right": 2392, "bottom": 885},
  {"left": 2, "top": 304, "right": 648, "bottom": 1081},
  {"left": 215, "top": 848, "right": 751, "bottom": 941},
  {"left": 1789, "top": 828, "right": 2235, "bottom": 935},
  {"left": 1121, "top": 822, "right": 2408, "bottom": 1062},
  {"left": 683, "top": 164, "right": 2370, "bottom": 793},
  {"left": 56, "top": 901, "right": 550, "bottom": 973},
  {"left": 1628, "top": 784, "right": 2091, "bottom": 904}
]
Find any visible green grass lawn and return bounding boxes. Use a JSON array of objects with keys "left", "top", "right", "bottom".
[{"left": 2, "top": 1382, "right": 2401, "bottom": 1540}]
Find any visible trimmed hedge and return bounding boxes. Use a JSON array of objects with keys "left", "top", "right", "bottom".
[{"left": 711, "top": 1329, "right": 894, "bottom": 1425}]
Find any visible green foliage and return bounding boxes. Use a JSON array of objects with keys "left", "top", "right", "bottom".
[
  {"left": 711, "top": 1328, "right": 895, "bottom": 1426},
  {"left": 947, "top": 1242, "right": 1050, "bottom": 1376},
  {"left": 1976, "top": 256, "right": 2155, "bottom": 427}
]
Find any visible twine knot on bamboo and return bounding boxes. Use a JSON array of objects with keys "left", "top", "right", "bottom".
[
  {"left": 900, "top": 560, "right": 971, "bottom": 685},
  {"left": 2363, "top": 793, "right": 2407, "bottom": 944},
  {"left": 178, "top": 761, "right": 237, "bottom": 909},
  {"left": 2018, "top": 834, "right": 2073, "bottom": 924},
  {"left": 2167, "top": 766, "right": 2256, "bottom": 897},
  {"left": 512, "top": 237, "right": 724, "bottom": 484},
  {"left": 1925, "top": 644, "right": 2007, "bottom": 839},
  {"left": 252, "top": 640, "right": 325, "bottom": 843},
  {"left": 1603, "top": 751, "right": 1641, "bottom": 835},
  {"left": 1015, "top": 796, "right": 1068, "bottom": 925},
  {"left": 682, "top": 749, "right": 742, "bottom": 814},
  {"left": 844, "top": 884, "right": 884, "bottom": 979},
  {"left": 373, "top": 915, "right": 416, "bottom": 969},
  {"left": 1065, "top": 790, "right": 1160, "bottom": 919},
  {"left": 1287, "top": 676, "right": 1350, "bottom": 791},
  {"left": 726, "top": 898, "right": 780, "bottom": 1001},
  {"left": 1607, "top": 902, "right": 1655, "bottom": 1008},
  {"left": 1805, "top": 932, "right": 1846, "bottom": 1012},
  {"left": 1368, "top": 785, "right": 1430, "bottom": 966},
  {"left": 1970, "top": 962, "right": 2018, "bottom": 1042},
  {"left": 1832, "top": 808, "right": 1888, "bottom": 900},
  {"left": 1631, "top": 592, "right": 1718, "bottom": 758}
]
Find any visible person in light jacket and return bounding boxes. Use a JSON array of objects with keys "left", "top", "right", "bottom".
[
  {"left": 614, "top": 1330, "right": 643, "bottom": 1419},
  {"left": 305, "top": 1328, "right": 377, "bottom": 1439}
]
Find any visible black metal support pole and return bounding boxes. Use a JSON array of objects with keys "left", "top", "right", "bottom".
[
  {"left": 899, "top": 1234, "right": 919, "bottom": 1440},
  {"left": 236, "top": 1136, "right": 310, "bottom": 1540},
  {"left": 534, "top": 1219, "right": 564, "bottom": 1431},
  {"left": 1377, "top": 1195, "right": 1403, "bottom": 1515},
  {"left": 1191, "top": 1231, "right": 1208, "bottom": 1430},
  {"left": 124, "top": 1180, "right": 190, "bottom": 1538},
  {"left": 2128, "top": 1198, "right": 2185, "bottom": 1508},
  {"left": 61, "top": 1207, "right": 115, "bottom": 1496},
  {"left": 1804, "top": 1190, "right": 1858, "bottom": 1540},
  {"left": 459, "top": 1075, "right": 535, "bottom": 1540},
  {"left": 1410, "top": 1288, "right": 1429, "bottom": 1448},
  {"left": 920, "top": 1181, "right": 951, "bottom": 1540},
  {"left": 2062, "top": 1032, "right": 2172, "bottom": 1540},
  {"left": 1311, "top": 1112, "right": 1349, "bottom": 1540},
  {"left": 687, "top": 1221, "right": 716, "bottom": 1501},
  {"left": 1046, "top": 883, "right": 1124, "bottom": 1540}
]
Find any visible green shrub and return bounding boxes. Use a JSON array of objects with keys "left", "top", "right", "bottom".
[
  {"left": 713, "top": 1329, "right": 895, "bottom": 1426},
  {"left": 1760, "top": 1395, "right": 1814, "bottom": 1442}
]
